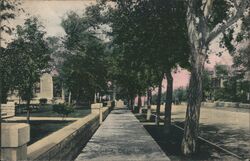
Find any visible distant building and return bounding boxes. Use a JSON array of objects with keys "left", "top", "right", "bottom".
[{"left": 7, "top": 73, "right": 65, "bottom": 104}]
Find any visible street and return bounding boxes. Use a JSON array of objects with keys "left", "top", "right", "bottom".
[{"left": 171, "top": 105, "right": 250, "bottom": 159}]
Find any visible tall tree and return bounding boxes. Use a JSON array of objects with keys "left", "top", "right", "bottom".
[
  {"left": 60, "top": 12, "right": 108, "bottom": 104},
  {"left": 0, "top": 0, "right": 23, "bottom": 104},
  {"left": 182, "top": 0, "right": 249, "bottom": 155},
  {"left": 5, "top": 17, "right": 51, "bottom": 123}
]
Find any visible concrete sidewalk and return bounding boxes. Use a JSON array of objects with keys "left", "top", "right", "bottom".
[{"left": 75, "top": 108, "right": 170, "bottom": 161}]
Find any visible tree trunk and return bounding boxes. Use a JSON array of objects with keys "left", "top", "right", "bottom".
[
  {"left": 127, "top": 98, "right": 131, "bottom": 109},
  {"left": 181, "top": 52, "right": 205, "bottom": 155},
  {"left": 156, "top": 78, "right": 163, "bottom": 126},
  {"left": 138, "top": 94, "right": 142, "bottom": 114},
  {"left": 181, "top": 0, "right": 208, "bottom": 153},
  {"left": 164, "top": 70, "right": 173, "bottom": 134},
  {"left": 0, "top": 79, "right": 2, "bottom": 149},
  {"left": 19, "top": 96, "right": 21, "bottom": 105},
  {"left": 99, "top": 94, "right": 102, "bottom": 103},
  {"left": 113, "top": 83, "right": 116, "bottom": 101},
  {"left": 94, "top": 92, "right": 97, "bottom": 103},
  {"left": 68, "top": 91, "right": 72, "bottom": 105},
  {"left": 130, "top": 97, "right": 134, "bottom": 111},
  {"left": 146, "top": 88, "right": 152, "bottom": 121},
  {"left": 233, "top": 79, "right": 237, "bottom": 102},
  {"left": 26, "top": 99, "right": 31, "bottom": 124},
  {"left": 0, "top": 79, "right": 2, "bottom": 122},
  {"left": 96, "top": 92, "right": 99, "bottom": 103}
]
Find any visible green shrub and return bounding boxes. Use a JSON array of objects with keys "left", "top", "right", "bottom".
[{"left": 52, "top": 104, "right": 74, "bottom": 117}]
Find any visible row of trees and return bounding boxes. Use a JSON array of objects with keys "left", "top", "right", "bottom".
[
  {"left": 0, "top": 1, "right": 112, "bottom": 124},
  {"left": 83, "top": 0, "right": 249, "bottom": 155},
  {"left": 97, "top": 0, "right": 190, "bottom": 132},
  {"left": 153, "top": 62, "right": 250, "bottom": 105},
  {"left": 1, "top": 0, "right": 249, "bottom": 155}
]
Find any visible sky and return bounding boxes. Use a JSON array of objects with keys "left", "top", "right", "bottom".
[
  {"left": 3, "top": 0, "right": 95, "bottom": 38},
  {"left": 3, "top": 0, "right": 233, "bottom": 90}
]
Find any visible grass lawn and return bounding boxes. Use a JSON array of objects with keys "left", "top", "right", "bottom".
[{"left": 16, "top": 105, "right": 91, "bottom": 118}]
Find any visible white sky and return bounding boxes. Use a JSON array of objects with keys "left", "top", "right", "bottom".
[{"left": 1, "top": 0, "right": 95, "bottom": 45}]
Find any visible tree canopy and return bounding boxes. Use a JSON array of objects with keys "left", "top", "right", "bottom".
[{"left": 59, "top": 12, "right": 108, "bottom": 103}]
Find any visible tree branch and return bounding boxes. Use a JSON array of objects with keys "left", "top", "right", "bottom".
[
  {"left": 205, "top": 0, "right": 248, "bottom": 45},
  {"left": 203, "top": 0, "right": 214, "bottom": 19}
]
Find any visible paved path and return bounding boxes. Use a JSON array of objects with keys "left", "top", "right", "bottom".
[{"left": 75, "top": 108, "right": 170, "bottom": 161}]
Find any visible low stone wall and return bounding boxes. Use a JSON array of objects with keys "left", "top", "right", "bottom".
[
  {"left": 27, "top": 106, "right": 111, "bottom": 161},
  {"left": 102, "top": 107, "right": 110, "bottom": 120},
  {"left": 1, "top": 102, "right": 15, "bottom": 118},
  {"left": 202, "top": 102, "right": 250, "bottom": 109},
  {"left": 1, "top": 123, "right": 30, "bottom": 161},
  {"left": 239, "top": 103, "right": 250, "bottom": 109}
]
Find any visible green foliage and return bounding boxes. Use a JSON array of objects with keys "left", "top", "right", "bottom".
[
  {"left": 212, "top": 69, "right": 250, "bottom": 103},
  {"left": 208, "top": 0, "right": 231, "bottom": 30},
  {"left": 173, "top": 87, "right": 188, "bottom": 103},
  {"left": 3, "top": 17, "right": 51, "bottom": 102},
  {"left": 215, "top": 64, "right": 229, "bottom": 77},
  {"left": 200, "top": 64, "right": 250, "bottom": 103},
  {"left": 111, "top": 101, "right": 115, "bottom": 108},
  {"left": 221, "top": 28, "right": 235, "bottom": 53},
  {"left": 0, "top": 0, "right": 23, "bottom": 103},
  {"left": 232, "top": 46, "right": 250, "bottom": 72},
  {"left": 53, "top": 76, "right": 63, "bottom": 97},
  {"left": 111, "top": 0, "right": 190, "bottom": 70},
  {"left": 0, "top": 47, "right": 11, "bottom": 103},
  {"left": 151, "top": 87, "right": 188, "bottom": 104},
  {"left": 202, "top": 69, "right": 213, "bottom": 100},
  {"left": 240, "top": 11, "right": 250, "bottom": 39},
  {"left": 52, "top": 104, "right": 74, "bottom": 117},
  {"left": 0, "top": 0, "right": 23, "bottom": 35},
  {"left": 213, "top": 88, "right": 226, "bottom": 101},
  {"left": 46, "top": 36, "right": 64, "bottom": 66},
  {"left": 219, "top": 4, "right": 249, "bottom": 75},
  {"left": 60, "top": 12, "right": 108, "bottom": 103},
  {"left": 89, "top": 0, "right": 191, "bottom": 101},
  {"left": 229, "top": 10, "right": 250, "bottom": 73}
]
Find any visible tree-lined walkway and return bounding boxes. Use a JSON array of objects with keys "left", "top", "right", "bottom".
[{"left": 75, "top": 108, "right": 170, "bottom": 161}]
